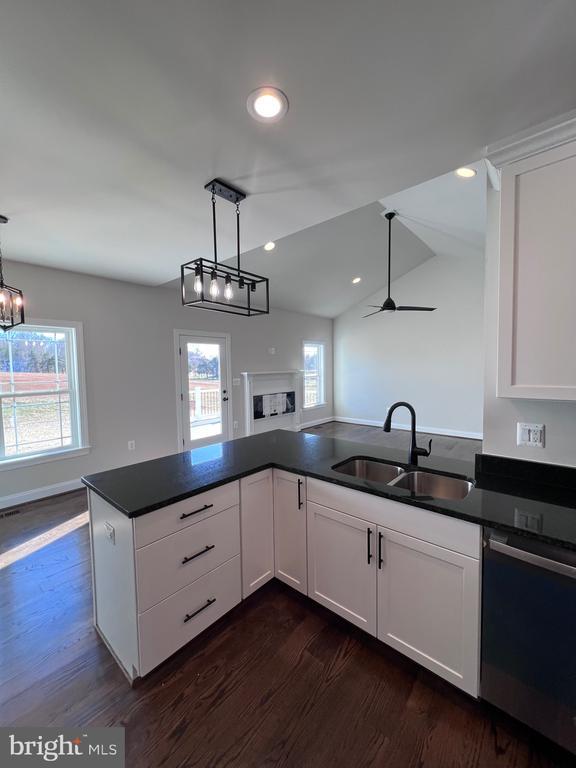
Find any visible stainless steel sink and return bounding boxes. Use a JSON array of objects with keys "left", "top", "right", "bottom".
[
  {"left": 388, "top": 471, "right": 474, "bottom": 500},
  {"left": 333, "top": 458, "right": 404, "bottom": 484}
]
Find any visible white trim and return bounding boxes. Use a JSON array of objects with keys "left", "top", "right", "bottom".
[
  {"left": 485, "top": 108, "right": 576, "bottom": 168},
  {"left": 0, "top": 445, "right": 90, "bottom": 472},
  {"left": 299, "top": 416, "right": 333, "bottom": 429},
  {"left": 333, "top": 416, "right": 483, "bottom": 440},
  {"left": 0, "top": 478, "right": 83, "bottom": 510},
  {"left": 173, "top": 329, "right": 233, "bottom": 451}
]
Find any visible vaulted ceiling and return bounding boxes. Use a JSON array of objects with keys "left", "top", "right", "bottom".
[{"left": 1, "top": 1, "right": 575, "bottom": 285}]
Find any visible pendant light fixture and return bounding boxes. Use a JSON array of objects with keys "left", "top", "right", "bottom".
[
  {"left": 181, "top": 179, "right": 270, "bottom": 316},
  {"left": 363, "top": 211, "right": 436, "bottom": 317},
  {"left": 0, "top": 215, "right": 25, "bottom": 332}
]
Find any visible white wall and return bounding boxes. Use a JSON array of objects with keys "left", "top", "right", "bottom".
[
  {"left": 334, "top": 254, "right": 484, "bottom": 437},
  {"left": 482, "top": 186, "right": 576, "bottom": 466},
  {"left": 0, "top": 260, "right": 333, "bottom": 501}
]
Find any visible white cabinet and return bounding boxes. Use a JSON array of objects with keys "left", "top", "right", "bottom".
[
  {"left": 240, "top": 469, "right": 274, "bottom": 598},
  {"left": 307, "top": 501, "right": 376, "bottom": 635},
  {"left": 498, "top": 139, "right": 576, "bottom": 400},
  {"left": 273, "top": 469, "right": 307, "bottom": 594},
  {"left": 377, "top": 527, "right": 480, "bottom": 696}
]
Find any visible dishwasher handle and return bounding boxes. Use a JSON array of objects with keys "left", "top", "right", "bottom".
[{"left": 488, "top": 537, "right": 576, "bottom": 580}]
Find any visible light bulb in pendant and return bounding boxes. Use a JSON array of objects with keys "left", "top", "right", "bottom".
[
  {"left": 224, "top": 275, "right": 233, "bottom": 301},
  {"left": 209, "top": 270, "right": 219, "bottom": 298},
  {"left": 15, "top": 295, "right": 22, "bottom": 307},
  {"left": 193, "top": 264, "right": 203, "bottom": 294}
]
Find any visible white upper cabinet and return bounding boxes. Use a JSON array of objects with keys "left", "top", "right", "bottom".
[
  {"left": 307, "top": 502, "right": 377, "bottom": 635},
  {"left": 498, "top": 139, "right": 576, "bottom": 400},
  {"left": 273, "top": 469, "right": 308, "bottom": 595},
  {"left": 240, "top": 469, "right": 274, "bottom": 598}
]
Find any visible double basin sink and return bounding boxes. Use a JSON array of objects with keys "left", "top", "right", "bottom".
[{"left": 333, "top": 457, "right": 474, "bottom": 501}]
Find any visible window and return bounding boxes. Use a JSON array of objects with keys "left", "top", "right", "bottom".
[
  {"left": 0, "top": 324, "right": 86, "bottom": 463},
  {"left": 303, "top": 341, "right": 326, "bottom": 408}
]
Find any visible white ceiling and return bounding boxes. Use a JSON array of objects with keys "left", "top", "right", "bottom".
[
  {"left": 380, "top": 162, "right": 487, "bottom": 261},
  {"left": 1, "top": 1, "right": 575, "bottom": 284},
  {"left": 229, "top": 202, "right": 434, "bottom": 318}
]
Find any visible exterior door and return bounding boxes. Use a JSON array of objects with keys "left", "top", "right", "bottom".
[{"left": 178, "top": 333, "right": 231, "bottom": 449}]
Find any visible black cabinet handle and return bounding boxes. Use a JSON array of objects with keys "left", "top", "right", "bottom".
[
  {"left": 297, "top": 479, "right": 303, "bottom": 509},
  {"left": 184, "top": 597, "right": 216, "bottom": 623},
  {"left": 182, "top": 544, "right": 215, "bottom": 565},
  {"left": 180, "top": 503, "right": 213, "bottom": 520},
  {"left": 367, "top": 528, "right": 373, "bottom": 564},
  {"left": 378, "top": 532, "right": 384, "bottom": 569}
]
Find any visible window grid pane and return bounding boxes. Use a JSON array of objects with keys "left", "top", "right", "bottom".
[{"left": 0, "top": 326, "right": 79, "bottom": 460}]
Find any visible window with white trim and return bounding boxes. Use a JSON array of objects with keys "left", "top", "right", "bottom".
[
  {"left": 0, "top": 324, "right": 84, "bottom": 461},
  {"left": 303, "top": 341, "right": 326, "bottom": 408}
]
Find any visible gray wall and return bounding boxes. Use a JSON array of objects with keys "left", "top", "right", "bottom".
[
  {"left": 482, "top": 186, "right": 576, "bottom": 466},
  {"left": 0, "top": 260, "right": 333, "bottom": 500},
  {"left": 334, "top": 253, "right": 484, "bottom": 436}
]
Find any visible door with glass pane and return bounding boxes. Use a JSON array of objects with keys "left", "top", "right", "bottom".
[{"left": 178, "top": 333, "right": 231, "bottom": 449}]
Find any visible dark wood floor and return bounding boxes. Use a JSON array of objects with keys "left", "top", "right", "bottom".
[
  {"left": 1, "top": 490, "right": 571, "bottom": 768},
  {"left": 303, "top": 421, "right": 482, "bottom": 464}
]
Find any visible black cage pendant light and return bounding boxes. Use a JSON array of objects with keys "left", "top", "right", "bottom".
[
  {"left": 0, "top": 215, "right": 25, "bottom": 332},
  {"left": 181, "top": 179, "right": 270, "bottom": 316}
]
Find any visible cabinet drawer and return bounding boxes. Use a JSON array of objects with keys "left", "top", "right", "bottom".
[
  {"left": 138, "top": 555, "right": 241, "bottom": 676},
  {"left": 136, "top": 505, "right": 240, "bottom": 612},
  {"left": 307, "top": 478, "right": 480, "bottom": 559},
  {"left": 133, "top": 481, "right": 239, "bottom": 548}
]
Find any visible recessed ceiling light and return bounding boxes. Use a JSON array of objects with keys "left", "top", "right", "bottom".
[
  {"left": 247, "top": 87, "right": 289, "bottom": 123},
  {"left": 352, "top": 276, "right": 362, "bottom": 284},
  {"left": 263, "top": 241, "right": 276, "bottom": 252},
  {"left": 455, "top": 167, "right": 477, "bottom": 179}
]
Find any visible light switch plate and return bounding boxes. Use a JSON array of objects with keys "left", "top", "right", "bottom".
[
  {"left": 516, "top": 423, "right": 545, "bottom": 448},
  {"left": 104, "top": 521, "right": 116, "bottom": 545},
  {"left": 232, "top": 378, "right": 241, "bottom": 386}
]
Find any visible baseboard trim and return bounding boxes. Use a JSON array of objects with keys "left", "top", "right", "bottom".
[
  {"left": 333, "top": 416, "right": 483, "bottom": 441},
  {"left": 299, "top": 416, "right": 334, "bottom": 430},
  {"left": 0, "top": 478, "right": 84, "bottom": 510}
]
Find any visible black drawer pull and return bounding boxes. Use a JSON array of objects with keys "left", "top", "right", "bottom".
[
  {"left": 297, "top": 478, "right": 303, "bottom": 509},
  {"left": 180, "top": 503, "right": 213, "bottom": 520},
  {"left": 378, "top": 532, "right": 384, "bottom": 569},
  {"left": 182, "top": 544, "right": 215, "bottom": 565},
  {"left": 184, "top": 597, "right": 216, "bottom": 623},
  {"left": 367, "top": 528, "right": 373, "bottom": 564}
]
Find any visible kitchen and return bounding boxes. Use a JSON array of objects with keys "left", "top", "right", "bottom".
[{"left": 1, "top": 3, "right": 576, "bottom": 767}]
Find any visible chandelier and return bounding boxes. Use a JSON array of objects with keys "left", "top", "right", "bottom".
[
  {"left": 181, "top": 179, "right": 270, "bottom": 316},
  {"left": 0, "top": 215, "right": 25, "bottom": 332}
]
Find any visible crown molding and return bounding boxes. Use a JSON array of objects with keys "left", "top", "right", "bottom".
[{"left": 485, "top": 108, "right": 576, "bottom": 168}]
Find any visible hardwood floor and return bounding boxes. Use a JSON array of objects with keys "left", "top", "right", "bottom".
[
  {"left": 303, "top": 421, "right": 482, "bottom": 464},
  {"left": 0, "top": 490, "right": 571, "bottom": 767}
]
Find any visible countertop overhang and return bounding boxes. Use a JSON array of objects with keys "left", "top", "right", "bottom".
[{"left": 82, "top": 429, "right": 576, "bottom": 551}]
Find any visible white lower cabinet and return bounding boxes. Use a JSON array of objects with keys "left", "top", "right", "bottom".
[
  {"left": 240, "top": 469, "right": 274, "bottom": 598},
  {"left": 273, "top": 469, "right": 308, "bottom": 594},
  {"left": 307, "top": 502, "right": 376, "bottom": 635},
  {"left": 377, "top": 527, "right": 480, "bottom": 696}
]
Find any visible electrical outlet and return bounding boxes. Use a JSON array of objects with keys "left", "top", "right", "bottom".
[
  {"left": 514, "top": 508, "right": 543, "bottom": 533},
  {"left": 233, "top": 420, "right": 239, "bottom": 430},
  {"left": 516, "top": 423, "right": 545, "bottom": 448},
  {"left": 128, "top": 440, "right": 136, "bottom": 451},
  {"left": 104, "top": 521, "right": 116, "bottom": 545}
]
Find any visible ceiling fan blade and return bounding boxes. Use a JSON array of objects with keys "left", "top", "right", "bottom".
[
  {"left": 362, "top": 309, "right": 383, "bottom": 318},
  {"left": 365, "top": 305, "right": 384, "bottom": 309},
  {"left": 396, "top": 306, "right": 437, "bottom": 312}
]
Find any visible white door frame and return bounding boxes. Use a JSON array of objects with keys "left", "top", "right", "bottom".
[{"left": 173, "top": 329, "right": 233, "bottom": 452}]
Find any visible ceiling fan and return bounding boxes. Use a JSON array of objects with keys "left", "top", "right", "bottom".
[{"left": 363, "top": 211, "right": 437, "bottom": 317}]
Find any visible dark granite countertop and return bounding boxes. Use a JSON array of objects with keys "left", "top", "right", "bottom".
[{"left": 82, "top": 429, "right": 576, "bottom": 551}]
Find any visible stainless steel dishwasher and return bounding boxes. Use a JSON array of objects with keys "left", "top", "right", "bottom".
[{"left": 482, "top": 528, "right": 576, "bottom": 754}]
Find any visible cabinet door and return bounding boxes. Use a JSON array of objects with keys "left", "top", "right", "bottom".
[
  {"left": 307, "top": 501, "right": 377, "bottom": 635},
  {"left": 240, "top": 470, "right": 274, "bottom": 598},
  {"left": 273, "top": 469, "right": 307, "bottom": 594},
  {"left": 377, "top": 527, "right": 480, "bottom": 695},
  {"left": 498, "top": 140, "right": 576, "bottom": 399}
]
